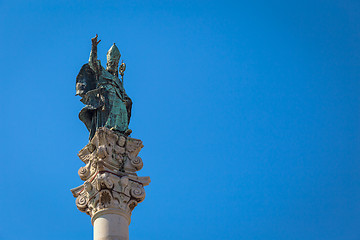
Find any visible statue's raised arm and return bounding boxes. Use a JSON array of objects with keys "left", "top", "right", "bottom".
[{"left": 89, "top": 34, "right": 101, "bottom": 73}]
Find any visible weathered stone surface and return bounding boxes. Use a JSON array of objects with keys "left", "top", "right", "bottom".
[{"left": 71, "top": 127, "right": 150, "bottom": 224}]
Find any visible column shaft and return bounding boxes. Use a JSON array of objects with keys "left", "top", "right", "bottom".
[{"left": 93, "top": 214, "right": 129, "bottom": 240}]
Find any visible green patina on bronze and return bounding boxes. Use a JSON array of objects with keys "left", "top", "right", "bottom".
[{"left": 76, "top": 35, "right": 132, "bottom": 139}]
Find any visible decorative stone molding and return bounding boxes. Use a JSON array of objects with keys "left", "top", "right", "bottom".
[{"left": 71, "top": 127, "right": 150, "bottom": 224}]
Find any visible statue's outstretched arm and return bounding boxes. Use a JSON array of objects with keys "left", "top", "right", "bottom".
[{"left": 89, "top": 34, "right": 101, "bottom": 72}]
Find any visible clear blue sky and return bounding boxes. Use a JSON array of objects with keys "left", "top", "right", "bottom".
[{"left": 0, "top": 0, "right": 359, "bottom": 239}]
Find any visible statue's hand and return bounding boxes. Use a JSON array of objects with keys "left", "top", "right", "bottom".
[{"left": 91, "top": 34, "right": 101, "bottom": 46}]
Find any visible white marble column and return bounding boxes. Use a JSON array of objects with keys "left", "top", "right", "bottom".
[{"left": 93, "top": 213, "right": 129, "bottom": 240}]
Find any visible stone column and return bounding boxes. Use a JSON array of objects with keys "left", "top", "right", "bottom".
[
  {"left": 71, "top": 127, "right": 150, "bottom": 240},
  {"left": 93, "top": 213, "right": 129, "bottom": 240}
]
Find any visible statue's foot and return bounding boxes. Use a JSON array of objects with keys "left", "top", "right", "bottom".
[{"left": 124, "top": 129, "right": 132, "bottom": 136}]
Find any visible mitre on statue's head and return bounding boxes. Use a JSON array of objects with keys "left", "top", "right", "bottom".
[{"left": 107, "top": 43, "right": 121, "bottom": 63}]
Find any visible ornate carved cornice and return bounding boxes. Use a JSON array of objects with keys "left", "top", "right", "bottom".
[{"left": 71, "top": 127, "right": 150, "bottom": 223}]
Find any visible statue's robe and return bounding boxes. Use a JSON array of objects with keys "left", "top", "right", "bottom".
[{"left": 76, "top": 62, "right": 132, "bottom": 139}]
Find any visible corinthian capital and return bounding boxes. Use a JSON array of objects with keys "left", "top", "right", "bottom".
[{"left": 71, "top": 127, "right": 150, "bottom": 223}]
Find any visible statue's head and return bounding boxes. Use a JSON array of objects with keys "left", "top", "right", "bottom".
[{"left": 106, "top": 43, "right": 121, "bottom": 76}]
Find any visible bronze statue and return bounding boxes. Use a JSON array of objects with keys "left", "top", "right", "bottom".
[{"left": 76, "top": 35, "right": 132, "bottom": 139}]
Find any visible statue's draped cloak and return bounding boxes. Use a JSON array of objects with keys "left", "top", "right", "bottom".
[{"left": 76, "top": 61, "right": 132, "bottom": 139}]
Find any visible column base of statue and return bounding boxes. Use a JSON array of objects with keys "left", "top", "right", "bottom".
[{"left": 71, "top": 127, "right": 150, "bottom": 240}]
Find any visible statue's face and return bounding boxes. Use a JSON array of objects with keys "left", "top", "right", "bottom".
[{"left": 106, "top": 60, "right": 119, "bottom": 75}]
